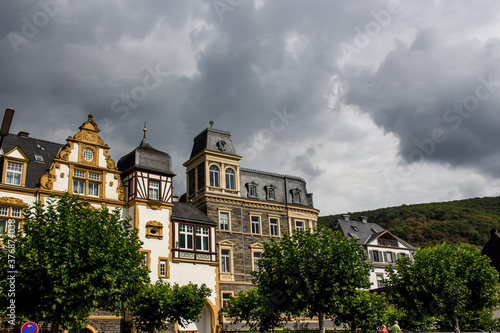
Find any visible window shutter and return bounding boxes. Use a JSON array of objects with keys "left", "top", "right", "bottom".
[{"left": 369, "top": 250, "right": 373, "bottom": 261}]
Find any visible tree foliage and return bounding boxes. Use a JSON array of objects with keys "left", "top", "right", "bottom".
[
  {"left": 0, "top": 193, "right": 149, "bottom": 333},
  {"left": 129, "top": 280, "right": 211, "bottom": 333},
  {"left": 318, "top": 196, "right": 500, "bottom": 248},
  {"left": 252, "top": 228, "right": 373, "bottom": 333},
  {"left": 337, "top": 289, "right": 388, "bottom": 333},
  {"left": 385, "top": 243, "right": 500, "bottom": 331},
  {"left": 223, "top": 287, "right": 286, "bottom": 332}
]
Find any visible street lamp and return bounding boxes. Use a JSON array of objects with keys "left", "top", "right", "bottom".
[{"left": 0, "top": 108, "right": 15, "bottom": 155}]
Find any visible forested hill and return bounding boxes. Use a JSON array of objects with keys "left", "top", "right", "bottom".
[{"left": 318, "top": 196, "right": 500, "bottom": 249}]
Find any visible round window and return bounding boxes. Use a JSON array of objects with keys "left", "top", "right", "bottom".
[
  {"left": 150, "top": 228, "right": 158, "bottom": 235},
  {"left": 83, "top": 148, "right": 94, "bottom": 162}
]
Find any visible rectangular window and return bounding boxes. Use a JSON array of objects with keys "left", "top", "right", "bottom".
[
  {"left": 179, "top": 225, "right": 194, "bottom": 250},
  {"left": 221, "top": 249, "right": 231, "bottom": 273},
  {"left": 149, "top": 180, "right": 160, "bottom": 200},
  {"left": 267, "top": 187, "right": 275, "bottom": 200},
  {"left": 140, "top": 251, "right": 150, "bottom": 269},
  {"left": 0, "top": 219, "right": 6, "bottom": 234},
  {"left": 74, "top": 170, "right": 85, "bottom": 178},
  {"left": 88, "top": 172, "right": 100, "bottom": 180},
  {"left": 377, "top": 274, "right": 384, "bottom": 288},
  {"left": 159, "top": 259, "right": 167, "bottom": 277},
  {"left": 295, "top": 221, "right": 304, "bottom": 231},
  {"left": 222, "top": 292, "right": 233, "bottom": 307},
  {"left": 73, "top": 179, "right": 85, "bottom": 194},
  {"left": 385, "top": 252, "right": 394, "bottom": 263},
  {"left": 253, "top": 252, "right": 262, "bottom": 272},
  {"left": 0, "top": 206, "right": 8, "bottom": 216},
  {"left": 88, "top": 182, "right": 100, "bottom": 196},
  {"left": 251, "top": 216, "right": 260, "bottom": 234},
  {"left": 11, "top": 208, "right": 21, "bottom": 218},
  {"left": 196, "top": 226, "right": 209, "bottom": 251},
  {"left": 6, "top": 162, "right": 23, "bottom": 185},
  {"left": 372, "top": 250, "right": 381, "bottom": 262},
  {"left": 249, "top": 186, "right": 257, "bottom": 197},
  {"left": 220, "top": 212, "right": 229, "bottom": 231},
  {"left": 270, "top": 218, "right": 279, "bottom": 236}
]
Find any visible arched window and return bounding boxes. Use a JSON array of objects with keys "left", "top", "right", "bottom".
[
  {"left": 209, "top": 165, "right": 220, "bottom": 187},
  {"left": 225, "top": 168, "right": 235, "bottom": 190}
]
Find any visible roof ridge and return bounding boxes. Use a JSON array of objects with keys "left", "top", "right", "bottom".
[{"left": 240, "top": 167, "right": 305, "bottom": 182}]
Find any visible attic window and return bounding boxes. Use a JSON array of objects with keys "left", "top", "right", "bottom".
[
  {"left": 351, "top": 225, "right": 359, "bottom": 232},
  {"left": 371, "top": 227, "right": 378, "bottom": 233},
  {"left": 348, "top": 232, "right": 359, "bottom": 239},
  {"left": 34, "top": 154, "right": 44, "bottom": 162}
]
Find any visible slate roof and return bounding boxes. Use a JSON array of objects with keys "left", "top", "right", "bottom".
[
  {"left": 118, "top": 136, "right": 175, "bottom": 176},
  {"left": 172, "top": 202, "right": 215, "bottom": 225},
  {"left": 1, "top": 133, "right": 64, "bottom": 189},
  {"left": 332, "top": 218, "right": 416, "bottom": 250},
  {"left": 190, "top": 128, "right": 239, "bottom": 158}
]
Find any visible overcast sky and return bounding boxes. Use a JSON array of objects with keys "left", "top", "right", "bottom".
[{"left": 1, "top": 0, "right": 500, "bottom": 216}]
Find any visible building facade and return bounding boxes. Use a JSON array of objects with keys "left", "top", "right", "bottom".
[
  {"left": 331, "top": 215, "right": 415, "bottom": 289},
  {"left": 0, "top": 115, "right": 218, "bottom": 333},
  {"left": 182, "top": 127, "right": 319, "bottom": 311}
]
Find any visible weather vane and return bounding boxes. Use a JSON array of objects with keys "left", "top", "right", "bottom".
[
  {"left": 209, "top": 120, "right": 214, "bottom": 128},
  {"left": 143, "top": 121, "right": 147, "bottom": 139}
]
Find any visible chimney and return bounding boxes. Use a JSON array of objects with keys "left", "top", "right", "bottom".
[
  {"left": 18, "top": 131, "right": 29, "bottom": 138},
  {"left": 361, "top": 216, "right": 368, "bottom": 223},
  {"left": 343, "top": 214, "right": 350, "bottom": 221}
]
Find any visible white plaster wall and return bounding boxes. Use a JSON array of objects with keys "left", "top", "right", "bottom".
[
  {"left": 169, "top": 262, "right": 217, "bottom": 304},
  {"left": 97, "top": 148, "right": 106, "bottom": 168},
  {"left": 180, "top": 306, "right": 212, "bottom": 333},
  {"left": 69, "top": 143, "right": 80, "bottom": 162},
  {"left": 105, "top": 173, "right": 119, "bottom": 200},
  {"left": 0, "top": 192, "right": 37, "bottom": 207},
  {"left": 53, "top": 164, "right": 70, "bottom": 192}
]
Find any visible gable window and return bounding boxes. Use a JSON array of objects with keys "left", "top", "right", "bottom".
[
  {"left": 179, "top": 225, "right": 194, "bottom": 250},
  {"left": 209, "top": 165, "right": 220, "bottom": 187},
  {"left": 6, "top": 162, "right": 23, "bottom": 186},
  {"left": 219, "top": 211, "right": 230, "bottom": 231},
  {"left": 221, "top": 249, "right": 231, "bottom": 273},
  {"left": 292, "top": 189, "right": 301, "bottom": 204},
  {"left": 72, "top": 170, "right": 102, "bottom": 197},
  {"left": 196, "top": 226, "right": 210, "bottom": 251},
  {"left": 270, "top": 218, "right": 279, "bottom": 236},
  {"left": 225, "top": 168, "right": 235, "bottom": 190},
  {"left": 251, "top": 216, "right": 260, "bottom": 234},
  {"left": 148, "top": 180, "right": 160, "bottom": 200}
]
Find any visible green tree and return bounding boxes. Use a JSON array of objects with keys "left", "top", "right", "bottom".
[
  {"left": 385, "top": 243, "right": 500, "bottom": 331},
  {"left": 253, "top": 228, "right": 373, "bottom": 333},
  {"left": 222, "top": 287, "right": 286, "bottom": 332},
  {"left": 129, "top": 280, "right": 211, "bottom": 333},
  {"left": 337, "top": 289, "right": 388, "bottom": 333},
  {"left": 0, "top": 193, "right": 149, "bottom": 333}
]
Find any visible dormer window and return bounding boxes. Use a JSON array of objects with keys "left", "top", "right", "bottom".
[
  {"left": 247, "top": 181, "right": 258, "bottom": 198},
  {"left": 266, "top": 185, "right": 276, "bottom": 201},
  {"left": 291, "top": 189, "right": 301, "bottom": 204},
  {"left": 209, "top": 165, "right": 220, "bottom": 187},
  {"left": 225, "top": 168, "right": 235, "bottom": 190},
  {"left": 6, "top": 162, "right": 23, "bottom": 186}
]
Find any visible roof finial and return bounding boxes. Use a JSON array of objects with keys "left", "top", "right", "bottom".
[
  {"left": 143, "top": 121, "right": 147, "bottom": 139},
  {"left": 209, "top": 120, "right": 214, "bottom": 128}
]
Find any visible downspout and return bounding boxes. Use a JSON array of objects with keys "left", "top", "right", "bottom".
[
  {"left": 284, "top": 176, "right": 290, "bottom": 231},
  {"left": 241, "top": 201, "right": 246, "bottom": 281}
]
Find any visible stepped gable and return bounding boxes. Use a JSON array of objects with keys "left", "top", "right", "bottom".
[
  {"left": 1, "top": 133, "right": 64, "bottom": 189},
  {"left": 190, "top": 127, "right": 239, "bottom": 158},
  {"left": 117, "top": 130, "right": 175, "bottom": 176}
]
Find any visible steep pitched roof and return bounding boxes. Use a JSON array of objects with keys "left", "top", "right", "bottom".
[
  {"left": 1, "top": 133, "right": 64, "bottom": 189},
  {"left": 190, "top": 128, "right": 239, "bottom": 158},
  {"left": 332, "top": 218, "right": 416, "bottom": 250}
]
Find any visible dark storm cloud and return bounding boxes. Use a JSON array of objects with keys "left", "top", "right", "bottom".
[{"left": 342, "top": 30, "right": 500, "bottom": 177}]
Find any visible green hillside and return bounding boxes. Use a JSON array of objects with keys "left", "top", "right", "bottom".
[{"left": 318, "top": 196, "right": 500, "bottom": 249}]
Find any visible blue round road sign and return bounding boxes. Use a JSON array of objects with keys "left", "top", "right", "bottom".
[{"left": 21, "top": 322, "right": 38, "bottom": 333}]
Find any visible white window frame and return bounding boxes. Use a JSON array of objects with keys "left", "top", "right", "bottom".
[
  {"left": 225, "top": 168, "right": 235, "bottom": 190},
  {"left": 196, "top": 226, "right": 210, "bottom": 252},
  {"left": 252, "top": 251, "right": 263, "bottom": 272},
  {"left": 179, "top": 224, "right": 194, "bottom": 250},
  {"left": 221, "top": 249, "right": 231, "bottom": 273},
  {"left": 269, "top": 217, "right": 279, "bottom": 236},
  {"left": 251, "top": 215, "right": 261, "bottom": 234},
  {"left": 209, "top": 165, "right": 220, "bottom": 187},
  {"left": 148, "top": 179, "right": 160, "bottom": 200},
  {"left": 219, "top": 211, "right": 230, "bottom": 231},
  {"left": 6, "top": 161, "right": 23, "bottom": 186},
  {"left": 295, "top": 220, "right": 304, "bottom": 231},
  {"left": 158, "top": 257, "right": 169, "bottom": 278}
]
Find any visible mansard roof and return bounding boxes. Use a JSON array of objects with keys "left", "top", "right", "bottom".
[
  {"left": 190, "top": 127, "right": 239, "bottom": 158},
  {"left": 332, "top": 218, "right": 416, "bottom": 250},
  {"left": 1, "top": 133, "right": 64, "bottom": 189},
  {"left": 118, "top": 133, "right": 175, "bottom": 177}
]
